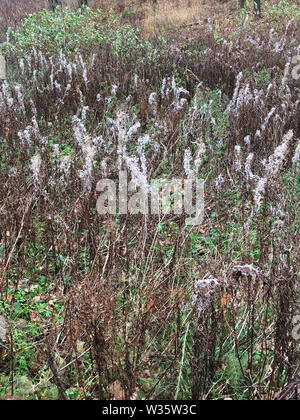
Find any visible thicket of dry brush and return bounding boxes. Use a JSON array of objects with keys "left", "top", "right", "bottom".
[{"left": 0, "top": 6, "right": 299, "bottom": 399}]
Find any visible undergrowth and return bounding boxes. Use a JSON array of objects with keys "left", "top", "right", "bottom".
[{"left": 0, "top": 3, "right": 299, "bottom": 400}]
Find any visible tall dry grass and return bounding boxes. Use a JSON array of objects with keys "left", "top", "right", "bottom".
[{"left": 0, "top": 3, "right": 299, "bottom": 401}]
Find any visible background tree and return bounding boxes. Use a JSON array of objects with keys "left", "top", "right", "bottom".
[
  {"left": 240, "top": 0, "right": 261, "bottom": 18},
  {"left": 48, "top": 0, "right": 61, "bottom": 12},
  {"left": 48, "top": 1, "right": 88, "bottom": 12}
]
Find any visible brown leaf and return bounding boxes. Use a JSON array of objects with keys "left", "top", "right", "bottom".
[
  {"left": 145, "top": 299, "right": 155, "bottom": 314},
  {"left": 29, "top": 312, "right": 40, "bottom": 322},
  {"left": 108, "top": 380, "right": 125, "bottom": 400}
]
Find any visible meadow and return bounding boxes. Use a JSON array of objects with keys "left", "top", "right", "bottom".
[{"left": 0, "top": 0, "right": 299, "bottom": 400}]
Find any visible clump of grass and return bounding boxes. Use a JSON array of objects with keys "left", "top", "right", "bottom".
[{"left": 142, "top": 0, "right": 203, "bottom": 35}]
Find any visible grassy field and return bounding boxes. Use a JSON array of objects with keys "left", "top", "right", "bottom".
[{"left": 0, "top": 0, "right": 299, "bottom": 400}]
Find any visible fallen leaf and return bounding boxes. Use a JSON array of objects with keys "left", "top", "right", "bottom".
[
  {"left": 29, "top": 312, "right": 40, "bottom": 322},
  {"left": 220, "top": 294, "right": 231, "bottom": 308},
  {"left": 108, "top": 381, "right": 125, "bottom": 400},
  {"left": 145, "top": 299, "right": 155, "bottom": 314}
]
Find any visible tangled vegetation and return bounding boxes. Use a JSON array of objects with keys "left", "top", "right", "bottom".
[{"left": 0, "top": 1, "right": 299, "bottom": 400}]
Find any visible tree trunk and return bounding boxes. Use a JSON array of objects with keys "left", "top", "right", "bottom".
[
  {"left": 254, "top": 0, "right": 261, "bottom": 18},
  {"left": 48, "top": 0, "right": 61, "bottom": 12},
  {"left": 78, "top": 0, "right": 88, "bottom": 7},
  {"left": 240, "top": 0, "right": 261, "bottom": 18}
]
